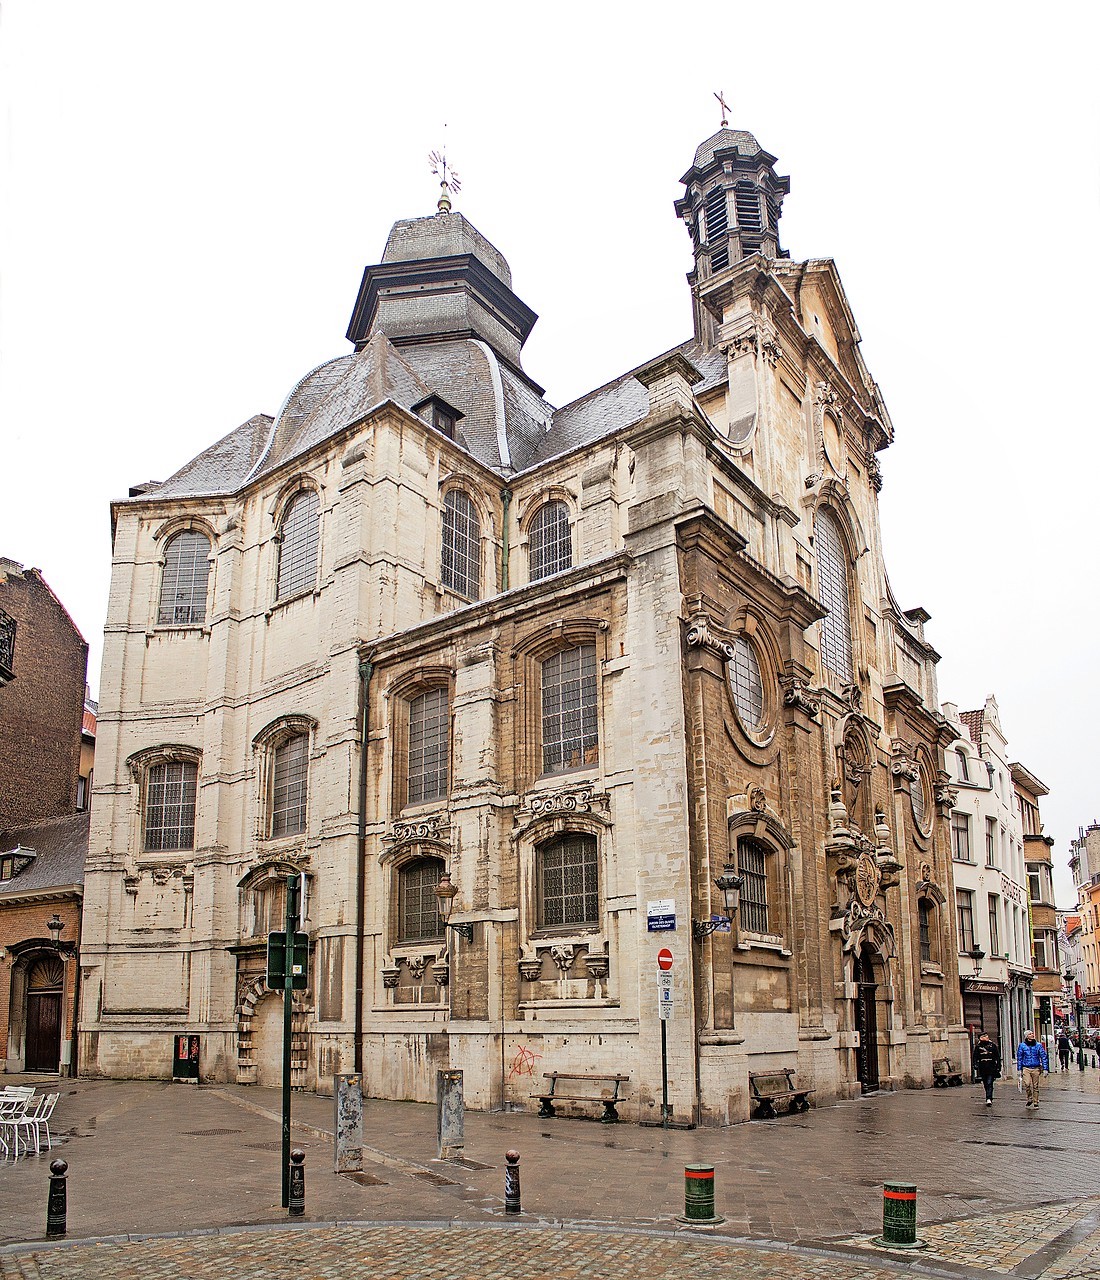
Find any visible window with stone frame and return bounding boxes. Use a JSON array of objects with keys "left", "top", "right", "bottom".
[
  {"left": 276, "top": 489, "right": 320, "bottom": 601},
  {"left": 406, "top": 687, "right": 449, "bottom": 806},
  {"left": 537, "top": 834, "right": 599, "bottom": 930},
  {"left": 270, "top": 733, "right": 309, "bottom": 838},
  {"left": 158, "top": 530, "right": 212, "bottom": 625},
  {"left": 988, "top": 893, "right": 1000, "bottom": 955},
  {"left": 955, "top": 747, "right": 970, "bottom": 782},
  {"left": 956, "top": 889, "right": 976, "bottom": 953},
  {"left": 736, "top": 835, "right": 770, "bottom": 934},
  {"left": 951, "top": 811, "right": 972, "bottom": 862},
  {"left": 986, "top": 817, "right": 997, "bottom": 867},
  {"left": 541, "top": 643, "right": 598, "bottom": 775},
  {"left": 728, "top": 635, "right": 764, "bottom": 731},
  {"left": 918, "top": 898, "right": 934, "bottom": 964},
  {"left": 441, "top": 489, "right": 481, "bottom": 599},
  {"left": 241, "top": 869, "right": 292, "bottom": 939},
  {"left": 144, "top": 758, "right": 198, "bottom": 851},
  {"left": 909, "top": 763, "right": 927, "bottom": 831},
  {"left": 814, "top": 509, "right": 854, "bottom": 682},
  {"left": 528, "top": 500, "right": 572, "bottom": 581},
  {"left": 398, "top": 856, "right": 446, "bottom": 944}
]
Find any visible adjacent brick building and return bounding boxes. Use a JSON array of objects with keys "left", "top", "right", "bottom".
[{"left": 81, "top": 120, "right": 968, "bottom": 1117}]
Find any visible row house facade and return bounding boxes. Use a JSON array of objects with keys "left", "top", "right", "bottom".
[
  {"left": 80, "top": 122, "right": 969, "bottom": 1121},
  {"left": 1013, "top": 763, "right": 1059, "bottom": 1040},
  {"left": 1069, "top": 821, "right": 1100, "bottom": 1026}
]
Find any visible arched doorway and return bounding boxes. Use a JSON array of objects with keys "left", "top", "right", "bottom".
[
  {"left": 251, "top": 993, "right": 283, "bottom": 1089},
  {"left": 25, "top": 955, "right": 65, "bottom": 1072},
  {"left": 854, "top": 946, "right": 880, "bottom": 1092}
]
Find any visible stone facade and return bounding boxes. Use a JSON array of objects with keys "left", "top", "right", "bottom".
[
  {"left": 80, "top": 123, "right": 969, "bottom": 1117},
  {"left": 1012, "top": 762, "right": 1058, "bottom": 1036}
]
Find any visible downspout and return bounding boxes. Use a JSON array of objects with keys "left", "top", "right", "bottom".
[
  {"left": 354, "top": 656, "right": 374, "bottom": 1076},
  {"left": 499, "top": 489, "right": 512, "bottom": 592}
]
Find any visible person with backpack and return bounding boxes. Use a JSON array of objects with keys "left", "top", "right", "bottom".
[
  {"left": 1016, "top": 1030, "right": 1049, "bottom": 1108},
  {"left": 973, "top": 1031, "right": 1001, "bottom": 1104}
]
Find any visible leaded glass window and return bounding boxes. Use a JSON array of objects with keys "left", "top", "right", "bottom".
[
  {"left": 538, "top": 836, "right": 598, "bottom": 929},
  {"left": 728, "top": 636, "right": 764, "bottom": 729},
  {"left": 541, "top": 643, "right": 598, "bottom": 774},
  {"left": 144, "top": 760, "right": 198, "bottom": 851},
  {"left": 271, "top": 733, "right": 308, "bottom": 838},
  {"left": 918, "top": 899, "right": 932, "bottom": 963},
  {"left": 529, "top": 501, "right": 572, "bottom": 581},
  {"left": 441, "top": 489, "right": 481, "bottom": 599},
  {"left": 815, "top": 510, "right": 853, "bottom": 682},
  {"left": 407, "top": 688, "right": 448, "bottom": 806},
  {"left": 158, "top": 531, "right": 211, "bottom": 625},
  {"left": 399, "top": 857, "right": 446, "bottom": 943},
  {"left": 909, "top": 764, "right": 926, "bottom": 830},
  {"left": 737, "top": 836, "right": 769, "bottom": 934},
  {"left": 276, "top": 490, "right": 320, "bottom": 601}
]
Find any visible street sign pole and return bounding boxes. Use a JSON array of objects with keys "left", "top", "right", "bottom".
[
  {"left": 656, "top": 949, "right": 673, "bottom": 1128},
  {"left": 281, "top": 873, "right": 300, "bottom": 1209},
  {"left": 661, "top": 1018, "right": 669, "bottom": 1129}
]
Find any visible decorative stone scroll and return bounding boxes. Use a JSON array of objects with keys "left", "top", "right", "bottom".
[
  {"left": 890, "top": 739, "right": 919, "bottom": 784},
  {"left": 779, "top": 673, "right": 820, "bottom": 719},
  {"left": 684, "top": 610, "right": 734, "bottom": 660},
  {"left": 934, "top": 781, "right": 959, "bottom": 812},
  {"left": 549, "top": 944, "right": 576, "bottom": 975},
  {"left": 527, "top": 785, "right": 598, "bottom": 820},
  {"left": 866, "top": 456, "right": 883, "bottom": 492},
  {"left": 391, "top": 813, "right": 449, "bottom": 845}
]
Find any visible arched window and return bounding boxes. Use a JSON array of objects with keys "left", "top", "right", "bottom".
[
  {"left": 407, "top": 688, "right": 449, "bottom": 806},
  {"left": 276, "top": 490, "right": 320, "bottom": 601},
  {"left": 814, "top": 510, "right": 853, "bottom": 682},
  {"left": 441, "top": 489, "right": 481, "bottom": 600},
  {"left": 918, "top": 898, "right": 933, "bottom": 963},
  {"left": 398, "top": 857, "right": 446, "bottom": 943},
  {"left": 270, "top": 733, "right": 309, "bottom": 838},
  {"left": 538, "top": 835, "right": 599, "bottom": 929},
  {"left": 728, "top": 636, "right": 764, "bottom": 730},
  {"left": 144, "top": 759, "right": 198, "bottom": 851},
  {"left": 910, "top": 762, "right": 927, "bottom": 831},
  {"left": 528, "top": 501, "right": 572, "bottom": 581},
  {"left": 158, "top": 530, "right": 211, "bottom": 625},
  {"left": 955, "top": 747, "right": 970, "bottom": 782},
  {"left": 737, "top": 835, "right": 770, "bottom": 934},
  {"left": 541, "top": 643, "right": 598, "bottom": 774}
]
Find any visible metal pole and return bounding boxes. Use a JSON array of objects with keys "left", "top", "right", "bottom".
[
  {"left": 660, "top": 1017, "right": 669, "bottom": 1129},
  {"left": 282, "top": 873, "right": 299, "bottom": 1209}
]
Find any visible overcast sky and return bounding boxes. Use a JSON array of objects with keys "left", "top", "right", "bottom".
[{"left": 2, "top": 2, "right": 1097, "bottom": 903}]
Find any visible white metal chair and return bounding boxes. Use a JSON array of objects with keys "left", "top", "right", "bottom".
[
  {"left": 0, "top": 1096, "right": 30, "bottom": 1160},
  {"left": 25, "top": 1092, "right": 59, "bottom": 1154},
  {"left": 0, "top": 1086, "right": 35, "bottom": 1101}
]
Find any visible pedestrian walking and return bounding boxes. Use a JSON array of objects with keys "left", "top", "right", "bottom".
[
  {"left": 1017, "top": 1030, "right": 1049, "bottom": 1109},
  {"left": 973, "top": 1032, "right": 1001, "bottom": 1104},
  {"left": 1057, "top": 1031, "right": 1072, "bottom": 1072}
]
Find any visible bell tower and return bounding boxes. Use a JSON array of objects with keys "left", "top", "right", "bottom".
[{"left": 675, "top": 126, "right": 790, "bottom": 345}]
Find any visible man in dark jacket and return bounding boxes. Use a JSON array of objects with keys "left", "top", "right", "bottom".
[
  {"left": 973, "top": 1032, "right": 1001, "bottom": 1104},
  {"left": 1057, "top": 1031, "right": 1072, "bottom": 1071},
  {"left": 1017, "top": 1030, "right": 1049, "bottom": 1108}
]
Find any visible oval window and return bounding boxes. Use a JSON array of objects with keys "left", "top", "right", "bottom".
[{"left": 728, "top": 636, "right": 764, "bottom": 730}]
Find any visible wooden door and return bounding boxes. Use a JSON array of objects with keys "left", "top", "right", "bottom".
[
  {"left": 25, "top": 956, "right": 65, "bottom": 1072},
  {"left": 855, "top": 948, "right": 880, "bottom": 1092}
]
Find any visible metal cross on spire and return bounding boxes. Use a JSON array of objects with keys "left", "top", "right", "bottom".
[
  {"left": 429, "top": 146, "right": 461, "bottom": 214},
  {"left": 714, "top": 91, "right": 730, "bottom": 128}
]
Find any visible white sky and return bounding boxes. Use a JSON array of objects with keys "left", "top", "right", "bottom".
[{"left": 2, "top": 2, "right": 1097, "bottom": 903}]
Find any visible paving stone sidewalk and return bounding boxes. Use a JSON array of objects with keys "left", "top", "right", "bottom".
[{"left": 2, "top": 1067, "right": 1099, "bottom": 1277}]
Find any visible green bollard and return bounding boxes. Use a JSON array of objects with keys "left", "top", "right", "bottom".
[
  {"left": 874, "top": 1180, "right": 924, "bottom": 1249},
  {"left": 677, "top": 1164, "right": 723, "bottom": 1225}
]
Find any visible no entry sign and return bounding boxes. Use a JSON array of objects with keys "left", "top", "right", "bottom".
[{"left": 657, "top": 947, "right": 674, "bottom": 971}]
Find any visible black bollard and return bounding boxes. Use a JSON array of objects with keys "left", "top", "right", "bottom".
[
  {"left": 504, "top": 1149, "right": 521, "bottom": 1214},
  {"left": 46, "top": 1159, "right": 68, "bottom": 1238},
  {"left": 288, "top": 1149, "right": 305, "bottom": 1216}
]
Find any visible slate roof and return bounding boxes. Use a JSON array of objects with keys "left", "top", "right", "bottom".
[
  {"left": 691, "top": 127, "right": 765, "bottom": 172},
  {"left": 144, "top": 414, "right": 274, "bottom": 502},
  {"left": 0, "top": 812, "right": 88, "bottom": 895}
]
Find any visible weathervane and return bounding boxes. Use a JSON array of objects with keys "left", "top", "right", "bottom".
[
  {"left": 714, "top": 90, "right": 730, "bottom": 128},
  {"left": 429, "top": 147, "right": 461, "bottom": 214}
]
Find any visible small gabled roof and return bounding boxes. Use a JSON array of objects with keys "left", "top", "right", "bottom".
[{"left": 0, "top": 812, "right": 88, "bottom": 895}]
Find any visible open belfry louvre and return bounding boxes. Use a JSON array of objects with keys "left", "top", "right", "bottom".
[{"left": 81, "top": 118, "right": 966, "bottom": 1122}]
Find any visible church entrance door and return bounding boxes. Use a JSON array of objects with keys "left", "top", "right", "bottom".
[
  {"left": 25, "top": 956, "right": 65, "bottom": 1072},
  {"left": 854, "top": 947, "right": 880, "bottom": 1092}
]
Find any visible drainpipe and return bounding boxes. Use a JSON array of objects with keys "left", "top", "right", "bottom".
[
  {"left": 354, "top": 656, "right": 374, "bottom": 1076},
  {"left": 499, "top": 489, "right": 512, "bottom": 592}
]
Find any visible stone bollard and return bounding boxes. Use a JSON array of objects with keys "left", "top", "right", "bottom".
[
  {"left": 504, "top": 1149, "right": 521, "bottom": 1214},
  {"left": 46, "top": 1159, "right": 68, "bottom": 1238},
  {"left": 678, "top": 1164, "right": 723, "bottom": 1225},
  {"left": 288, "top": 1149, "right": 305, "bottom": 1216},
  {"left": 875, "top": 1181, "right": 924, "bottom": 1249}
]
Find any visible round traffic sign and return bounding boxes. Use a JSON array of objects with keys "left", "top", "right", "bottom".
[{"left": 657, "top": 947, "right": 674, "bottom": 971}]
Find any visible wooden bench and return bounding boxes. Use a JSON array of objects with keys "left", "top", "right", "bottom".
[
  {"left": 533, "top": 1072, "right": 630, "bottom": 1123},
  {"left": 748, "top": 1069, "right": 814, "bottom": 1119},
  {"left": 933, "top": 1058, "right": 964, "bottom": 1087}
]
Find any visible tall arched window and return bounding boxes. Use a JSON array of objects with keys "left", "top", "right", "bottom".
[
  {"left": 528, "top": 501, "right": 572, "bottom": 581},
  {"left": 814, "top": 510, "right": 853, "bottom": 682},
  {"left": 270, "top": 733, "right": 309, "bottom": 838},
  {"left": 538, "top": 835, "right": 599, "bottom": 929},
  {"left": 158, "top": 530, "right": 211, "bottom": 625},
  {"left": 407, "top": 688, "right": 449, "bottom": 806},
  {"left": 144, "top": 759, "right": 198, "bottom": 851},
  {"left": 276, "top": 490, "right": 320, "bottom": 601},
  {"left": 398, "top": 856, "right": 446, "bottom": 943},
  {"left": 737, "top": 835, "right": 770, "bottom": 934},
  {"left": 441, "top": 489, "right": 481, "bottom": 599},
  {"left": 541, "top": 643, "right": 598, "bottom": 774}
]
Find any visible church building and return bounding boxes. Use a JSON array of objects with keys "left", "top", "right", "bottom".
[{"left": 81, "top": 120, "right": 967, "bottom": 1122}]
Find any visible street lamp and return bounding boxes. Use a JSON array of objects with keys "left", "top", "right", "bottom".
[
  {"left": 434, "top": 870, "right": 473, "bottom": 944},
  {"left": 692, "top": 864, "right": 744, "bottom": 942},
  {"left": 968, "top": 946, "right": 985, "bottom": 978},
  {"left": 45, "top": 913, "right": 74, "bottom": 959}
]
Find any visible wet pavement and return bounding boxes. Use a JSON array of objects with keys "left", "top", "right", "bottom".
[{"left": 1, "top": 1065, "right": 1099, "bottom": 1277}]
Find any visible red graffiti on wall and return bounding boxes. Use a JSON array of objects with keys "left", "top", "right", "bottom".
[{"left": 507, "top": 1044, "right": 540, "bottom": 1079}]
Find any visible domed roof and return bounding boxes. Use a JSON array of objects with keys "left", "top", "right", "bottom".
[
  {"left": 380, "top": 212, "right": 512, "bottom": 288},
  {"left": 692, "top": 128, "right": 764, "bottom": 170}
]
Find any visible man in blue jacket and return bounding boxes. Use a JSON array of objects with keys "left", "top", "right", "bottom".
[{"left": 1016, "top": 1030, "right": 1049, "bottom": 1108}]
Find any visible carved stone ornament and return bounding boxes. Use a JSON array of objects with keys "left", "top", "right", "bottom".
[
  {"left": 584, "top": 951, "right": 610, "bottom": 981},
  {"left": 391, "top": 813, "right": 449, "bottom": 845},
  {"left": 405, "top": 955, "right": 430, "bottom": 982},
  {"left": 528, "top": 785, "right": 596, "bottom": 820},
  {"left": 841, "top": 684, "right": 863, "bottom": 713},
  {"left": 841, "top": 896, "right": 896, "bottom": 959},
  {"left": 381, "top": 965, "right": 400, "bottom": 989},
  {"left": 123, "top": 870, "right": 140, "bottom": 896},
  {"left": 431, "top": 960, "right": 450, "bottom": 987},
  {"left": 934, "top": 782, "right": 959, "bottom": 811},
  {"left": 890, "top": 740, "right": 919, "bottom": 783},
  {"left": 841, "top": 732, "right": 869, "bottom": 790},
  {"left": 866, "top": 456, "right": 883, "bottom": 492},
  {"left": 518, "top": 955, "right": 544, "bottom": 982},
  {"left": 759, "top": 322, "right": 782, "bottom": 367},
  {"left": 550, "top": 943, "right": 576, "bottom": 975},
  {"left": 919, "top": 860, "right": 933, "bottom": 883},
  {"left": 684, "top": 610, "right": 733, "bottom": 659},
  {"left": 748, "top": 785, "right": 768, "bottom": 814},
  {"left": 855, "top": 850, "right": 881, "bottom": 907},
  {"left": 779, "top": 673, "right": 820, "bottom": 719}
]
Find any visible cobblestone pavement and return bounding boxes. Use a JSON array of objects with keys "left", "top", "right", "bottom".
[{"left": 1, "top": 1066, "right": 1099, "bottom": 1277}]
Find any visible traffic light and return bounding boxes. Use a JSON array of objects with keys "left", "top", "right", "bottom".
[{"left": 266, "top": 931, "right": 309, "bottom": 990}]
